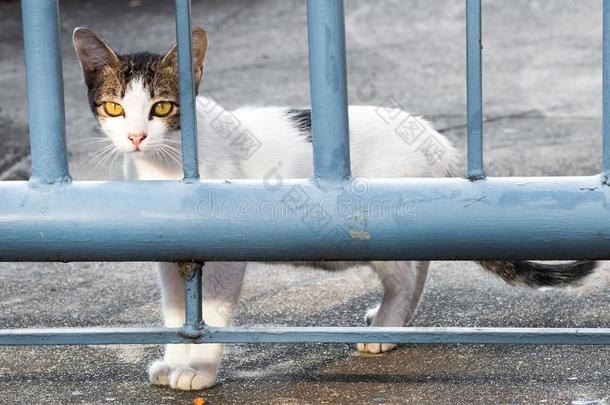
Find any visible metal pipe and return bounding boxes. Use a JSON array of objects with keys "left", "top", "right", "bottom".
[
  {"left": 0, "top": 176, "right": 608, "bottom": 262},
  {"left": 21, "top": 0, "right": 71, "bottom": 184},
  {"left": 466, "top": 0, "right": 485, "bottom": 180},
  {"left": 174, "top": 0, "right": 200, "bottom": 181},
  {"left": 602, "top": 0, "right": 610, "bottom": 184},
  {"left": 0, "top": 326, "right": 609, "bottom": 346},
  {"left": 181, "top": 262, "right": 204, "bottom": 338},
  {"left": 306, "top": 0, "right": 351, "bottom": 182}
]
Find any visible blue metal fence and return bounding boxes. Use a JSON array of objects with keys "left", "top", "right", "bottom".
[{"left": 0, "top": 0, "right": 609, "bottom": 347}]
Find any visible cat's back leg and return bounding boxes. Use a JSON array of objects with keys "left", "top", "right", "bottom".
[{"left": 357, "top": 260, "right": 430, "bottom": 354}]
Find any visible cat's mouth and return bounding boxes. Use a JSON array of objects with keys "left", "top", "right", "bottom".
[
  {"left": 129, "top": 149, "right": 147, "bottom": 155},
  {"left": 126, "top": 148, "right": 149, "bottom": 156}
]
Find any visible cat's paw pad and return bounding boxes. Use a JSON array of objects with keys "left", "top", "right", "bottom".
[
  {"left": 149, "top": 360, "right": 171, "bottom": 386},
  {"left": 356, "top": 342, "right": 397, "bottom": 354},
  {"left": 169, "top": 365, "right": 217, "bottom": 391}
]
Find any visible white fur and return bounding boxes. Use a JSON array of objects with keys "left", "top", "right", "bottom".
[
  {"left": 102, "top": 93, "right": 459, "bottom": 390},
  {"left": 100, "top": 78, "right": 179, "bottom": 157}
]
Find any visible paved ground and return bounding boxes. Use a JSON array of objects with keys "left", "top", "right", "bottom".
[{"left": 1, "top": 0, "right": 609, "bottom": 404}]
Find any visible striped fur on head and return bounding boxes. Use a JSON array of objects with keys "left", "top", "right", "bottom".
[{"left": 73, "top": 27, "right": 208, "bottom": 132}]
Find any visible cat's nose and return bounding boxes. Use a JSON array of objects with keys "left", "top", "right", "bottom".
[{"left": 128, "top": 133, "right": 147, "bottom": 149}]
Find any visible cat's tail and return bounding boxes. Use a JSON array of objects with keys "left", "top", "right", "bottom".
[{"left": 476, "top": 260, "right": 597, "bottom": 287}]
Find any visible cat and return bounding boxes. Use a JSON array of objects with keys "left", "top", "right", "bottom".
[{"left": 72, "top": 27, "right": 597, "bottom": 391}]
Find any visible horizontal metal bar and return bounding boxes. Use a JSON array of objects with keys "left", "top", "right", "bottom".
[
  {"left": 466, "top": 0, "right": 485, "bottom": 180},
  {"left": 307, "top": 0, "right": 351, "bottom": 181},
  {"left": 21, "top": 0, "right": 71, "bottom": 184},
  {"left": 0, "top": 326, "right": 609, "bottom": 346},
  {"left": 175, "top": 0, "right": 200, "bottom": 181},
  {"left": 0, "top": 327, "right": 183, "bottom": 346},
  {"left": 207, "top": 326, "right": 610, "bottom": 345},
  {"left": 0, "top": 176, "right": 609, "bottom": 262}
]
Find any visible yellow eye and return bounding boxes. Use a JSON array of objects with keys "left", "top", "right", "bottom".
[
  {"left": 152, "top": 101, "right": 174, "bottom": 117},
  {"left": 103, "top": 102, "right": 124, "bottom": 117}
]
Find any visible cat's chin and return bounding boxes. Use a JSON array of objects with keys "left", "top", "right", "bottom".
[
  {"left": 127, "top": 150, "right": 148, "bottom": 158},
  {"left": 129, "top": 149, "right": 179, "bottom": 167},
  {"left": 126, "top": 150, "right": 157, "bottom": 163}
]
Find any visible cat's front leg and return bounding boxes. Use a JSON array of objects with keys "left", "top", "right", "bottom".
[
  {"left": 169, "top": 262, "right": 247, "bottom": 391},
  {"left": 149, "top": 262, "right": 191, "bottom": 386},
  {"left": 357, "top": 261, "right": 430, "bottom": 354}
]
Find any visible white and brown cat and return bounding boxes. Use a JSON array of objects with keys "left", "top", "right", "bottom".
[{"left": 73, "top": 27, "right": 596, "bottom": 391}]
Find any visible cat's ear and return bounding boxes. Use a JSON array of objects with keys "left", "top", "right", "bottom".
[
  {"left": 160, "top": 27, "right": 208, "bottom": 89},
  {"left": 72, "top": 27, "right": 120, "bottom": 82}
]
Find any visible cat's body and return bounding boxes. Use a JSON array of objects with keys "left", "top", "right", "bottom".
[
  {"left": 127, "top": 96, "right": 455, "bottom": 390},
  {"left": 127, "top": 99, "right": 458, "bottom": 181},
  {"left": 73, "top": 27, "right": 597, "bottom": 391}
]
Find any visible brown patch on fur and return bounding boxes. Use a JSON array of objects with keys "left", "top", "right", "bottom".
[
  {"left": 157, "top": 27, "right": 208, "bottom": 94},
  {"left": 92, "top": 65, "right": 126, "bottom": 116},
  {"left": 177, "top": 262, "right": 193, "bottom": 279},
  {"left": 478, "top": 261, "right": 525, "bottom": 286},
  {"left": 152, "top": 61, "right": 181, "bottom": 130},
  {"left": 163, "top": 108, "right": 182, "bottom": 131}
]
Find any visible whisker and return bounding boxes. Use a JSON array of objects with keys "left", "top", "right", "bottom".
[
  {"left": 108, "top": 149, "right": 122, "bottom": 174},
  {"left": 157, "top": 145, "right": 183, "bottom": 168},
  {"left": 154, "top": 140, "right": 183, "bottom": 148},
  {"left": 158, "top": 145, "right": 183, "bottom": 163},
  {"left": 155, "top": 147, "right": 172, "bottom": 165},
  {"left": 95, "top": 153, "right": 113, "bottom": 171},
  {"left": 69, "top": 137, "right": 111, "bottom": 146},
  {"left": 93, "top": 146, "right": 118, "bottom": 171},
  {"left": 158, "top": 144, "right": 182, "bottom": 156},
  {"left": 91, "top": 144, "right": 116, "bottom": 161},
  {"left": 164, "top": 152, "right": 183, "bottom": 168},
  {"left": 93, "top": 154, "right": 110, "bottom": 171},
  {"left": 101, "top": 150, "right": 117, "bottom": 169}
]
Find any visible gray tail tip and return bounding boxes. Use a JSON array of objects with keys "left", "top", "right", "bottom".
[{"left": 478, "top": 260, "right": 598, "bottom": 288}]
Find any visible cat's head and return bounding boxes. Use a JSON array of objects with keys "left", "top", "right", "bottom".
[{"left": 73, "top": 27, "right": 208, "bottom": 156}]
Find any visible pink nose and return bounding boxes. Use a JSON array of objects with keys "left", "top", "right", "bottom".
[{"left": 128, "top": 133, "right": 147, "bottom": 149}]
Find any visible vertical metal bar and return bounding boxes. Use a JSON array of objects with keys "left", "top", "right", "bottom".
[
  {"left": 306, "top": 0, "right": 351, "bottom": 182},
  {"left": 21, "top": 0, "right": 71, "bottom": 184},
  {"left": 174, "top": 0, "right": 200, "bottom": 181},
  {"left": 602, "top": 0, "right": 610, "bottom": 184},
  {"left": 182, "top": 262, "right": 204, "bottom": 338},
  {"left": 466, "top": 0, "right": 485, "bottom": 180}
]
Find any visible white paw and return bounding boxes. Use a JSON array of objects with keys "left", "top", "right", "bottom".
[
  {"left": 360, "top": 305, "right": 398, "bottom": 354},
  {"left": 169, "top": 365, "right": 217, "bottom": 391},
  {"left": 364, "top": 305, "right": 380, "bottom": 326},
  {"left": 149, "top": 360, "right": 171, "bottom": 386},
  {"left": 356, "top": 342, "right": 397, "bottom": 354}
]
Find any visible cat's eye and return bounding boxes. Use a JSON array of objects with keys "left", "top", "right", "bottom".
[
  {"left": 152, "top": 101, "right": 174, "bottom": 117},
  {"left": 103, "top": 102, "right": 124, "bottom": 117}
]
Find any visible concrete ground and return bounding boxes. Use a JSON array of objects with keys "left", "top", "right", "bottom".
[{"left": 1, "top": 0, "right": 609, "bottom": 403}]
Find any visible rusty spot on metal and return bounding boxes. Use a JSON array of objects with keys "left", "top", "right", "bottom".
[{"left": 349, "top": 230, "right": 371, "bottom": 240}]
